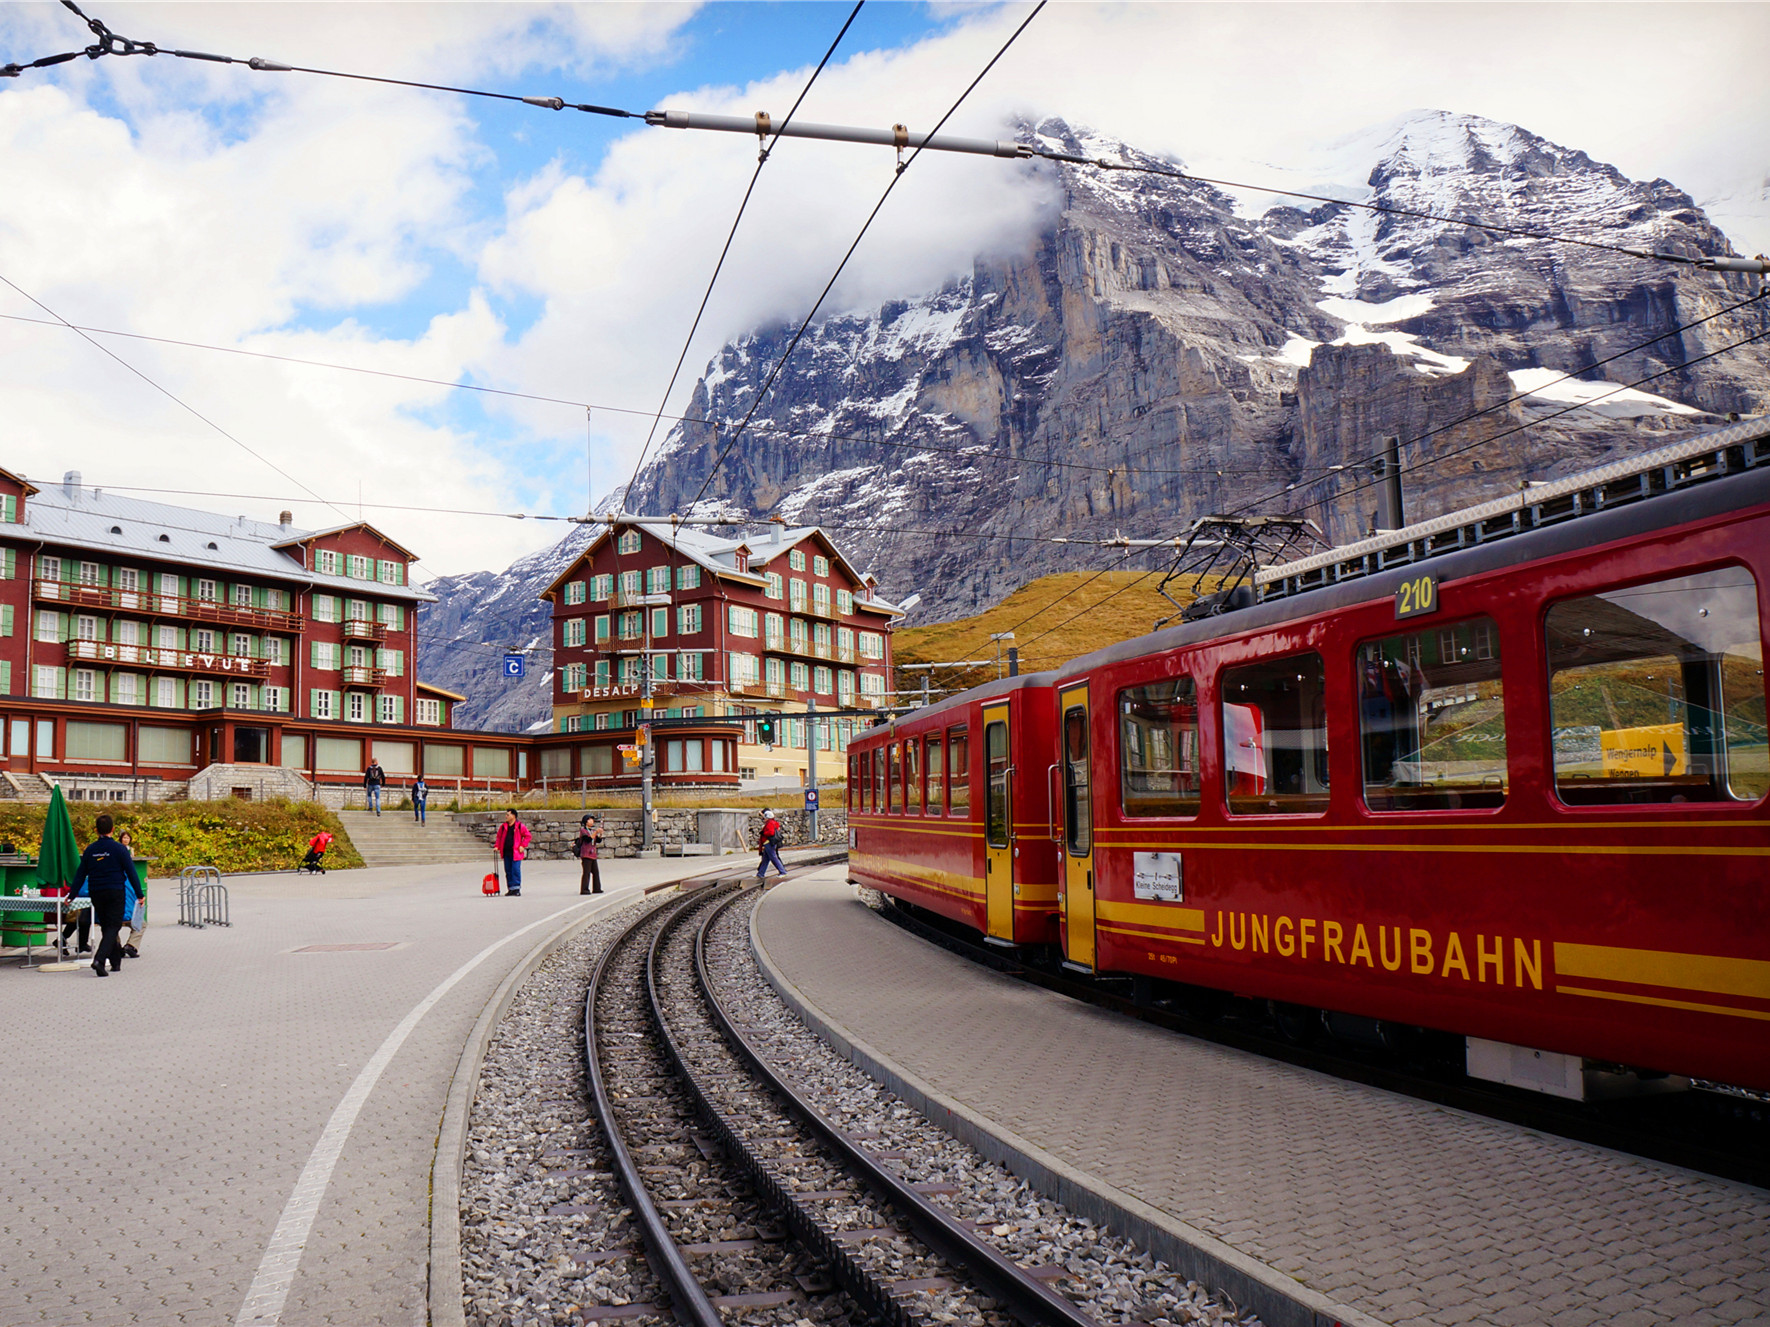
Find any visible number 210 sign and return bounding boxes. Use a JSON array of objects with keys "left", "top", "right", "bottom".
[{"left": 1395, "top": 573, "right": 1438, "bottom": 619}]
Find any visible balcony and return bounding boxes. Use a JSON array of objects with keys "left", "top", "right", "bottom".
[
  {"left": 341, "top": 618, "right": 388, "bottom": 642},
  {"left": 763, "top": 634, "right": 843, "bottom": 664},
  {"left": 730, "top": 679, "right": 792, "bottom": 701},
  {"left": 614, "top": 589, "right": 670, "bottom": 610},
  {"left": 342, "top": 665, "right": 388, "bottom": 688},
  {"left": 35, "top": 580, "right": 304, "bottom": 633},
  {"left": 65, "top": 638, "right": 270, "bottom": 679}
]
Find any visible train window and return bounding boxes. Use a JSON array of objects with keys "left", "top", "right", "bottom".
[
  {"left": 1063, "top": 704, "right": 1092, "bottom": 854},
  {"left": 848, "top": 755, "right": 858, "bottom": 811},
  {"left": 887, "top": 742, "right": 901, "bottom": 813},
  {"left": 1120, "top": 678, "right": 1200, "bottom": 817},
  {"left": 1222, "top": 653, "right": 1330, "bottom": 815},
  {"left": 926, "top": 735, "right": 944, "bottom": 814},
  {"left": 1546, "top": 567, "right": 1766, "bottom": 805},
  {"left": 948, "top": 727, "right": 970, "bottom": 815},
  {"left": 1359, "top": 617, "right": 1507, "bottom": 812},
  {"left": 985, "top": 721, "right": 1009, "bottom": 848},
  {"left": 873, "top": 746, "right": 886, "bottom": 812},
  {"left": 906, "top": 739, "right": 922, "bottom": 814}
]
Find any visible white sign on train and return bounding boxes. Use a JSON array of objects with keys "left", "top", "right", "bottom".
[{"left": 1133, "top": 852, "right": 1183, "bottom": 902}]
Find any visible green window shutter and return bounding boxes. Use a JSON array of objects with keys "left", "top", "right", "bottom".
[
  {"left": 309, "top": 688, "right": 322, "bottom": 717},
  {"left": 2, "top": 495, "right": 15, "bottom": 522},
  {"left": 0, "top": 605, "right": 11, "bottom": 637},
  {"left": 1, "top": 548, "right": 13, "bottom": 579},
  {"left": 0, "top": 661, "right": 9, "bottom": 694}
]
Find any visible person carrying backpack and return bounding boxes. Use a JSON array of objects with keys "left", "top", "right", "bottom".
[{"left": 755, "top": 810, "right": 787, "bottom": 881}]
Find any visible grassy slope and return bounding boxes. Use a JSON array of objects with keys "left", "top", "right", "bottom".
[
  {"left": 0, "top": 800, "right": 364, "bottom": 878},
  {"left": 892, "top": 571, "right": 1196, "bottom": 699}
]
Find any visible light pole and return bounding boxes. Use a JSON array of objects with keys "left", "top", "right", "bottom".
[
  {"left": 989, "top": 631, "right": 1016, "bottom": 679},
  {"left": 806, "top": 696, "right": 818, "bottom": 841},
  {"left": 637, "top": 591, "right": 673, "bottom": 852}
]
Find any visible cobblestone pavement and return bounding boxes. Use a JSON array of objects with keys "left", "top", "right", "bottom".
[
  {"left": 755, "top": 874, "right": 1770, "bottom": 1327},
  {"left": 0, "top": 854, "right": 738, "bottom": 1327}
]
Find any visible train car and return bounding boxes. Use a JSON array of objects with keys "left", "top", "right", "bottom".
[
  {"left": 1051, "top": 422, "right": 1770, "bottom": 1093},
  {"left": 848, "top": 672, "right": 1062, "bottom": 946}
]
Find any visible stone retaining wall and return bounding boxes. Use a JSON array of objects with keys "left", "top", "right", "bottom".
[{"left": 452, "top": 807, "right": 848, "bottom": 859}]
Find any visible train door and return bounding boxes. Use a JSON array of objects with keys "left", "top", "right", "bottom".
[
  {"left": 1059, "top": 684, "right": 1097, "bottom": 970},
  {"left": 982, "top": 703, "right": 1014, "bottom": 939}
]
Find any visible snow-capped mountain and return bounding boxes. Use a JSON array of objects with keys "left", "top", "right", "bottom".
[{"left": 423, "top": 110, "right": 1768, "bottom": 731}]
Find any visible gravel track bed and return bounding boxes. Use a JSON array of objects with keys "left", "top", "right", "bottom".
[
  {"left": 708, "top": 887, "right": 1259, "bottom": 1327},
  {"left": 657, "top": 889, "right": 1012, "bottom": 1327},
  {"left": 461, "top": 896, "right": 666, "bottom": 1327},
  {"left": 600, "top": 891, "right": 876, "bottom": 1327}
]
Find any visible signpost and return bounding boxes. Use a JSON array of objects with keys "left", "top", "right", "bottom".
[{"left": 502, "top": 653, "right": 526, "bottom": 679}]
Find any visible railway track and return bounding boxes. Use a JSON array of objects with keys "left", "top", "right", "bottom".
[
  {"left": 585, "top": 876, "right": 1103, "bottom": 1327},
  {"left": 871, "top": 894, "right": 1770, "bottom": 1191}
]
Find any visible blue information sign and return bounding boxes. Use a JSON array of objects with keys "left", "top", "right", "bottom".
[
  {"left": 803, "top": 789, "right": 819, "bottom": 810},
  {"left": 502, "top": 654, "right": 526, "bottom": 679}
]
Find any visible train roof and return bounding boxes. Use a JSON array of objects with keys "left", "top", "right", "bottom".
[
  {"left": 1059, "top": 416, "right": 1770, "bottom": 681},
  {"left": 852, "top": 668, "right": 1060, "bottom": 742}
]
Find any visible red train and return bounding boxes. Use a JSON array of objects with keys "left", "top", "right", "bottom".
[{"left": 849, "top": 423, "right": 1770, "bottom": 1096}]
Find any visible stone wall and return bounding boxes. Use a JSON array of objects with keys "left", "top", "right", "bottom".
[{"left": 451, "top": 807, "right": 848, "bottom": 859}]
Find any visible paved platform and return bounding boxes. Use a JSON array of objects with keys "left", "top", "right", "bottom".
[
  {"left": 754, "top": 873, "right": 1770, "bottom": 1327},
  {"left": 0, "top": 852, "right": 747, "bottom": 1327}
]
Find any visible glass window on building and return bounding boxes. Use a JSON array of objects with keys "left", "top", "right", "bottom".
[{"left": 1546, "top": 566, "right": 1765, "bottom": 805}]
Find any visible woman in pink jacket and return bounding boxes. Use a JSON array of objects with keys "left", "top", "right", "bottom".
[{"left": 493, "top": 811, "right": 531, "bottom": 897}]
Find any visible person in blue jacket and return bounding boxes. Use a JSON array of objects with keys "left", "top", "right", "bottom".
[{"left": 70, "top": 813, "right": 143, "bottom": 977}]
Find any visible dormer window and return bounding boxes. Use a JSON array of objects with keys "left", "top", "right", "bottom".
[
  {"left": 314, "top": 549, "right": 340, "bottom": 576},
  {"left": 734, "top": 544, "right": 750, "bottom": 574},
  {"left": 617, "top": 530, "right": 642, "bottom": 555}
]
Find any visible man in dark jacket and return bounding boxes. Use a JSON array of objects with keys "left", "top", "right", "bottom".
[
  {"left": 364, "top": 760, "right": 386, "bottom": 815},
  {"left": 71, "top": 813, "right": 142, "bottom": 977}
]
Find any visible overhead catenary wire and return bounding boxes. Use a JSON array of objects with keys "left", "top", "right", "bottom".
[
  {"left": 683, "top": 1, "right": 1048, "bottom": 514},
  {"left": 619, "top": 0, "right": 865, "bottom": 507}
]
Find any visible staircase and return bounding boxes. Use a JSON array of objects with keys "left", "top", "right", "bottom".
[
  {"left": 335, "top": 809, "right": 491, "bottom": 868},
  {"left": 0, "top": 771, "right": 54, "bottom": 801}
]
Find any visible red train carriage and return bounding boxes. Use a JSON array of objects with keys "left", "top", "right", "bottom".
[
  {"left": 848, "top": 673, "right": 1061, "bottom": 946},
  {"left": 1054, "top": 424, "right": 1770, "bottom": 1092}
]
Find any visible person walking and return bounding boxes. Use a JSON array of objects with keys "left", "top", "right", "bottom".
[
  {"left": 493, "top": 810, "right": 530, "bottom": 897},
  {"left": 755, "top": 810, "right": 788, "bottom": 881},
  {"left": 573, "top": 815, "right": 604, "bottom": 895},
  {"left": 116, "top": 829, "right": 146, "bottom": 958},
  {"left": 363, "top": 759, "right": 387, "bottom": 815},
  {"left": 69, "top": 813, "right": 142, "bottom": 977},
  {"left": 412, "top": 776, "right": 429, "bottom": 826}
]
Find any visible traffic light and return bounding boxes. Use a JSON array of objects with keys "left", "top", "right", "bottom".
[{"left": 757, "top": 715, "right": 776, "bottom": 745}]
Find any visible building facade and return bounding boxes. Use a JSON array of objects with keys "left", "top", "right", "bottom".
[
  {"left": 543, "top": 520, "right": 901, "bottom": 785},
  {"left": 0, "top": 467, "right": 487, "bottom": 797}
]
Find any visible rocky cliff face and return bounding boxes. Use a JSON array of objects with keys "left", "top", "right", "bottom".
[{"left": 422, "top": 110, "right": 1768, "bottom": 730}]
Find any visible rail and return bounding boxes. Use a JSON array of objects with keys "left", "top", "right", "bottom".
[
  {"left": 33, "top": 580, "right": 305, "bottom": 633},
  {"left": 690, "top": 886, "right": 1099, "bottom": 1327}
]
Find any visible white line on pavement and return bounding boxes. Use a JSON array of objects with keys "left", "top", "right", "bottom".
[{"left": 233, "top": 897, "right": 601, "bottom": 1327}]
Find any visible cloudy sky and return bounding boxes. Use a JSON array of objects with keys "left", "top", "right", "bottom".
[{"left": 3, "top": 1, "right": 1766, "bottom": 579}]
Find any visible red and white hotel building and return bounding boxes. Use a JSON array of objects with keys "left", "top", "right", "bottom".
[{"left": 541, "top": 520, "right": 901, "bottom": 786}]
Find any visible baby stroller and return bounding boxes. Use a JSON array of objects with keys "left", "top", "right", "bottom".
[{"left": 300, "top": 830, "right": 335, "bottom": 875}]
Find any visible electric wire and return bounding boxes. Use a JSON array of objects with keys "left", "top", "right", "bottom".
[
  {"left": 619, "top": 0, "right": 864, "bottom": 508},
  {"left": 683, "top": 1, "right": 1047, "bottom": 513},
  {"left": 0, "top": 272, "right": 347, "bottom": 521}
]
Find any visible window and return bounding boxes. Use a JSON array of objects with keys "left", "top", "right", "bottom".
[
  {"left": 618, "top": 656, "right": 639, "bottom": 686},
  {"left": 765, "top": 571, "right": 783, "bottom": 600},
  {"left": 0, "top": 548, "right": 13, "bottom": 580},
  {"left": 379, "top": 695, "right": 402, "bottom": 723},
  {"left": 679, "top": 652, "right": 704, "bottom": 681},
  {"left": 1223, "top": 653, "right": 1330, "bottom": 814},
  {"left": 73, "top": 669, "right": 98, "bottom": 702},
  {"left": 0, "top": 605, "right": 10, "bottom": 638},
  {"left": 0, "top": 495, "right": 14, "bottom": 523},
  {"left": 195, "top": 578, "right": 217, "bottom": 601},
  {"left": 813, "top": 555, "right": 830, "bottom": 577},
  {"left": 729, "top": 652, "right": 759, "bottom": 685},
  {"left": 312, "top": 595, "right": 338, "bottom": 623},
  {"left": 790, "top": 579, "right": 808, "bottom": 611},
  {"left": 346, "top": 554, "right": 371, "bottom": 580},
  {"left": 425, "top": 743, "right": 464, "bottom": 776},
  {"left": 790, "top": 618, "right": 808, "bottom": 650},
  {"left": 789, "top": 549, "right": 806, "bottom": 572},
  {"left": 651, "top": 606, "right": 669, "bottom": 638},
  {"left": 1546, "top": 567, "right": 1765, "bottom": 804},
  {"left": 592, "top": 574, "right": 614, "bottom": 602},
  {"left": 416, "top": 697, "right": 442, "bottom": 725},
  {"left": 814, "top": 666, "right": 832, "bottom": 694},
  {"left": 378, "top": 559, "right": 404, "bottom": 586},
  {"left": 859, "top": 632, "right": 885, "bottom": 660},
  {"left": 112, "top": 673, "right": 138, "bottom": 705},
  {"left": 619, "top": 611, "right": 642, "bottom": 640},
  {"left": 813, "top": 584, "right": 832, "bottom": 616},
  {"left": 728, "top": 605, "right": 759, "bottom": 638},
  {"left": 39, "top": 554, "right": 61, "bottom": 583},
  {"left": 193, "top": 629, "right": 217, "bottom": 653},
  {"left": 595, "top": 614, "right": 611, "bottom": 642},
  {"left": 563, "top": 662, "right": 587, "bottom": 691},
  {"left": 316, "top": 736, "right": 363, "bottom": 771},
  {"left": 1063, "top": 703, "right": 1092, "bottom": 854},
  {"left": 314, "top": 549, "right": 340, "bottom": 576},
  {"left": 75, "top": 615, "right": 98, "bottom": 641},
  {"left": 837, "top": 589, "right": 854, "bottom": 616},
  {"left": 790, "top": 661, "right": 809, "bottom": 691},
  {"left": 155, "top": 624, "right": 178, "bottom": 650},
  {"left": 676, "top": 565, "right": 700, "bottom": 591},
  {"left": 595, "top": 659, "right": 611, "bottom": 687},
  {"left": 619, "top": 569, "right": 642, "bottom": 598},
  {"left": 765, "top": 613, "right": 784, "bottom": 648},
  {"left": 678, "top": 603, "right": 703, "bottom": 634},
  {"left": 191, "top": 679, "right": 214, "bottom": 708},
  {"left": 905, "top": 739, "right": 922, "bottom": 813},
  {"left": 374, "top": 602, "right": 404, "bottom": 630},
  {"left": 641, "top": 565, "right": 665, "bottom": 594},
  {"left": 347, "top": 692, "right": 367, "bottom": 723},
  {"left": 617, "top": 529, "right": 641, "bottom": 555},
  {"left": 564, "top": 580, "right": 586, "bottom": 605},
  {"left": 814, "top": 622, "right": 831, "bottom": 655},
  {"left": 262, "top": 687, "right": 285, "bottom": 712},
  {"left": 66, "top": 721, "right": 124, "bottom": 760},
  {"left": 887, "top": 741, "right": 901, "bottom": 813},
  {"left": 35, "top": 610, "right": 61, "bottom": 643},
  {"left": 311, "top": 641, "right": 339, "bottom": 670},
  {"left": 377, "top": 647, "right": 405, "bottom": 678},
  {"left": 79, "top": 561, "right": 102, "bottom": 586},
  {"left": 925, "top": 735, "right": 944, "bottom": 814},
  {"left": 33, "top": 664, "right": 61, "bottom": 698},
  {"left": 265, "top": 637, "right": 286, "bottom": 666},
  {"left": 115, "top": 567, "right": 138, "bottom": 592},
  {"left": 563, "top": 618, "right": 586, "bottom": 648},
  {"left": 1121, "top": 678, "right": 1201, "bottom": 817},
  {"left": 652, "top": 653, "right": 669, "bottom": 682},
  {"left": 231, "top": 682, "right": 251, "bottom": 709},
  {"left": 985, "top": 720, "right": 1009, "bottom": 846},
  {"left": 474, "top": 746, "right": 512, "bottom": 779},
  {"left": 139, "top": 726, "right": 191, "bottom": 764},
  {"left": 231, "top": 583, "right": 252, "bottom": 606},
  {"left": 231, "top": 633, "right": 253, "bottom": 657},
  {"left": 861, "top": 673, "right": 885, "bottom": 697},
  {"left": 838, "top": 671, "right": 855, "bottom": 701},
  {"left": 1361, "top": 618, "right": 1507, "bottom": 811},
  {"left": 155, "top": 677, "right": 178, "bottom": 708}
]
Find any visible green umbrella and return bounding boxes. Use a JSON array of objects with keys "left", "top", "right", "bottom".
[{"left": 35, "top": 785, "right": 81, "bottom": 890}]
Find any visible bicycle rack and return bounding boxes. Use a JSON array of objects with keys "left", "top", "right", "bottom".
[{"left": 176, "top": 865, "right": 230, "bottom": 928}]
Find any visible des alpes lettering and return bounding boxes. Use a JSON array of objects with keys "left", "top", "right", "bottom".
[{"left": 1207, "top": 909, "right": 1543, "bottom": 989}]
